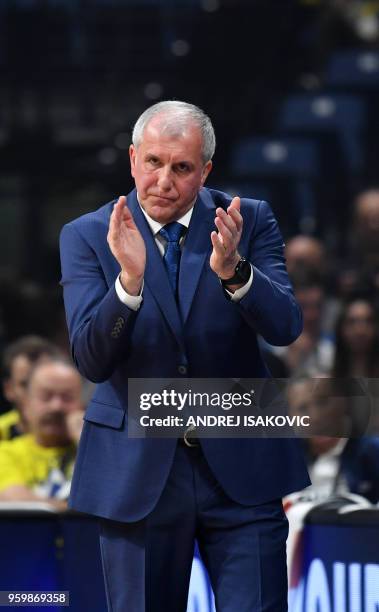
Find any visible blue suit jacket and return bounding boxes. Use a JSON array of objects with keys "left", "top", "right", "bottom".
[{"left": 60, "top": 187, "right": 310, "bottom": 522}]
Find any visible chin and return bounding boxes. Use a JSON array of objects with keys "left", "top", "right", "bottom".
[
  {"left": 149, "top": 206, "right": 177, "bottom": 224},
  {"left": 43, "top": 436, "right": 71, "bottom": 448},
  {"left": 42, "top": 427, "right": 70, "bottom": 446},
  {"left": 142, "top": 196, "right": 184, "bottom": 222}
]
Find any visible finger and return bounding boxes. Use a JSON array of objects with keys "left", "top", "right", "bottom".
[
  {"left": 214, "top": 216, "right": 234, "bottom": 250},
  {"left": 113, "top": 195, "right": 127, "bottom": 215},
  {"left": 108, "top": 209, "right": 119, "bottom": 239},
  {"left": 112, "top": 196, "right": 138, "bottom": 235},
  {"left": 214, "top": 229, "right": 234, "bottom": 257},
  {"left": 110, "top": 202, "right": 122, "bottom": 228},
  {"left": 112, "top": 195, "right": 137, "bottom": 230},
  {"left": 210, "top": 230, "right": 226, "bottom": 255},
  {"left": 121, "top": 204, "right": 138, "bottom": 230},
  {"left": 227, "top": 207, "right": 243, "bottom": 232},
  {"left": 226, "top": 196, "right": 242, "bottom": 224},
  {"left": 108, "top": 197, "right": 127, "bottom": 243},
  {"left": 117, "top": 195, "right": 127, "bottom": 207},
  {"left": 111, "top": 195, "right": 126, "bottom": 228},
  {"left": 107, "top": 219, "right": 119, "bottom": 245},
  {"left": 216, "top": 207, "right": 238, "bottom": 237},
  {"left": 229, "top": 196, "right": 241, "bottom": 211}
]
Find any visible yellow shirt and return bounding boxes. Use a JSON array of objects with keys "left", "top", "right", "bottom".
[
  {"left": 0, "top": 409, "right": 21, "bottom": 441},
  {"left": 0, "top": 434, "right": 76, "bottom": 500}
]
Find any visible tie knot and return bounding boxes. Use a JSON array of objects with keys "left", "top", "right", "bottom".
[{"left": 159, "top": 222, "right": 185, "bottom": 244}]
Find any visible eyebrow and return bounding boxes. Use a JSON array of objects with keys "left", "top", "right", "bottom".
[{"left": 145, "top": 153, "right": 194, "bottom": 166}]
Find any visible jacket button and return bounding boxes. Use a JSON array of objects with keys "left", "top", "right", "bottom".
[{"left": 178, "top": 365, "right": 187, "bottom": 375}]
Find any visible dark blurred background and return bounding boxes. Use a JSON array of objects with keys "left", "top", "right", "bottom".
[{"left": 1, "top": 0, "right": 379, "bottom": 354}]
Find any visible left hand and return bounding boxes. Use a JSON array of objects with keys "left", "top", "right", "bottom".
[{"left": 210, "top": 196, "right": 243, "bottom": 279}]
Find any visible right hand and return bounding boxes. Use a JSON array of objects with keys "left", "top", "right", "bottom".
[{"left": 107, "top": 196, "right": 146, "bottom": 295}]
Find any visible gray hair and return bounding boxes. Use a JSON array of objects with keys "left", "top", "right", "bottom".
[{"left": 132, "top": 100, "right": 216, "bottom": 163}]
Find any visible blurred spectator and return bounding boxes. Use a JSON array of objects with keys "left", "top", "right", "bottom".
[
  {"left": 332, "top": 296, "right": 379, "bottom": 378},
  {"left": 287, "top": 376, "right": 379, "bottom": 503},
  {"left": 354, "top": 189, "right": 379, "bottom": 286},
  {"left": 0, "top": 359, "right": 83, "bottom": 510},
  {"left": 338, "top": 189, "right": 379, "bottom": 298},
  {"left": 355, "top": 190, "right": 379, "bottom": 258},
  {"left": 276, "top": 269, "right": 334, "bottom": 375},
  {"left": 0, "top": 336, "right": 60, "bottom": 440},
  {"left": 286, "top": 234, "right": 340, "bottom": 334},
  {"left": 285, "top": 235, "right": 326, "bottom": 278}
]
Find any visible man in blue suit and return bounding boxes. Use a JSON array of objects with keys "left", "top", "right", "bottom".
[{"left": 60, "top": 100, "right": 310, "bottom": 611}]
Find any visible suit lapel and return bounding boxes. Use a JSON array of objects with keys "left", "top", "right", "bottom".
[
  {"left": 178, "top": 189, "right": 216, "bottom": 324},
  {"left": 128, "top": 190, "right": 185, "bottom": 349}
]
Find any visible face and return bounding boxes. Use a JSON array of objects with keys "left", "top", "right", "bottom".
[
  {"left": 356, "top": 192, "right": 379, "bottom": 246},
  {"left": 3, "top": 355, "right": 34, "bottom": 411},
  {"left": 287, "top": 378, "right": 347, "bottom": 442},
  {"left": 24, "top": 362, "right": 83, "bottom": 447},
  {"left": 129, "top": 118, "right": 212, "bottom": 224},
  {"left": 285, "top": 238, "right": 324, "bottom": 275},
  {"left": 307, "top": 386, "right": 347, "bottom": 455},
  {"left": 3, "top": 354, "right": 55, "bottom": 415},
  {"left": 295, "top": 286, "right": 324, "bottom": 333},
  {"left": 341, "top": 301, "right": 376, "bottom": 353},
  {"left": 287, "top": 379, "right": 312, "bottom": 415}
]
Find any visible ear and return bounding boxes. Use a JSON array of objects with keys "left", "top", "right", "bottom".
[
  {"left": 201, "top": 160, "right": 212, "bottom": 186},
  {"left": 129, "top": 145, "right": 137, "bottom": 178}
]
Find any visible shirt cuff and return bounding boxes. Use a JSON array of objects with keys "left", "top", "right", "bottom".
[
  {"left": 115, "top": 275, "right": 144, "bottom": 311},
  {"left": 223, "top": 264, "right": 253, "bottom": 302}
]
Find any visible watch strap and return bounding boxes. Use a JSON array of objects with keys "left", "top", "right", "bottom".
[{"left": 220, "top": 257, "right": 250, "bottom": 285}]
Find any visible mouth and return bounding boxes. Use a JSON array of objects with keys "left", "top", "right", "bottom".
[
  {"left": 149, "top": 195, "right": 176, "bottom": 203},
  {"left": 42, "top": 415, "right": 65, "bottom": 427}
]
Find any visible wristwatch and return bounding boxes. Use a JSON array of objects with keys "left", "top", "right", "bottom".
[{"left": 220, "top": 257, "right": 251, "bottom": 286}]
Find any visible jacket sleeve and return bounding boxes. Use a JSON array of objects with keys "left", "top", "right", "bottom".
[
  {"left": 237, "top": 200, "right": 303, "bottom": 346},
  {"left": 60, "top": 222, "right": 138, "bottom": 383}
]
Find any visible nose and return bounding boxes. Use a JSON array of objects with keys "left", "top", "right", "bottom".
[
  {"left": 48, "top": 395, "right": 65, "bottom": 412},
  {"left": 157, "top": 167, "right": 173, "bottom": 192}
]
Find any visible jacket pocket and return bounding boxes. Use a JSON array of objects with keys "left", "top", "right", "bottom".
[{"left": 84, "top": 399, "right": 125, "bottom": 429}]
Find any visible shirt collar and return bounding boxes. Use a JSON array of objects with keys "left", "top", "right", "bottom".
[{"left": 137, "top": 194, "right": 195, "bottom": 236}]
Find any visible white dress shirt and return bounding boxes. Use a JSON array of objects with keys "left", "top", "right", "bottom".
[{"left": 115, "top": 200, "right": 253, "bottom": 310}]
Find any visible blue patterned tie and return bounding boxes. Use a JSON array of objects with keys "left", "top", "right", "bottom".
[{"left": 159, "top": 222, "right": 185, "bottom": 296}]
